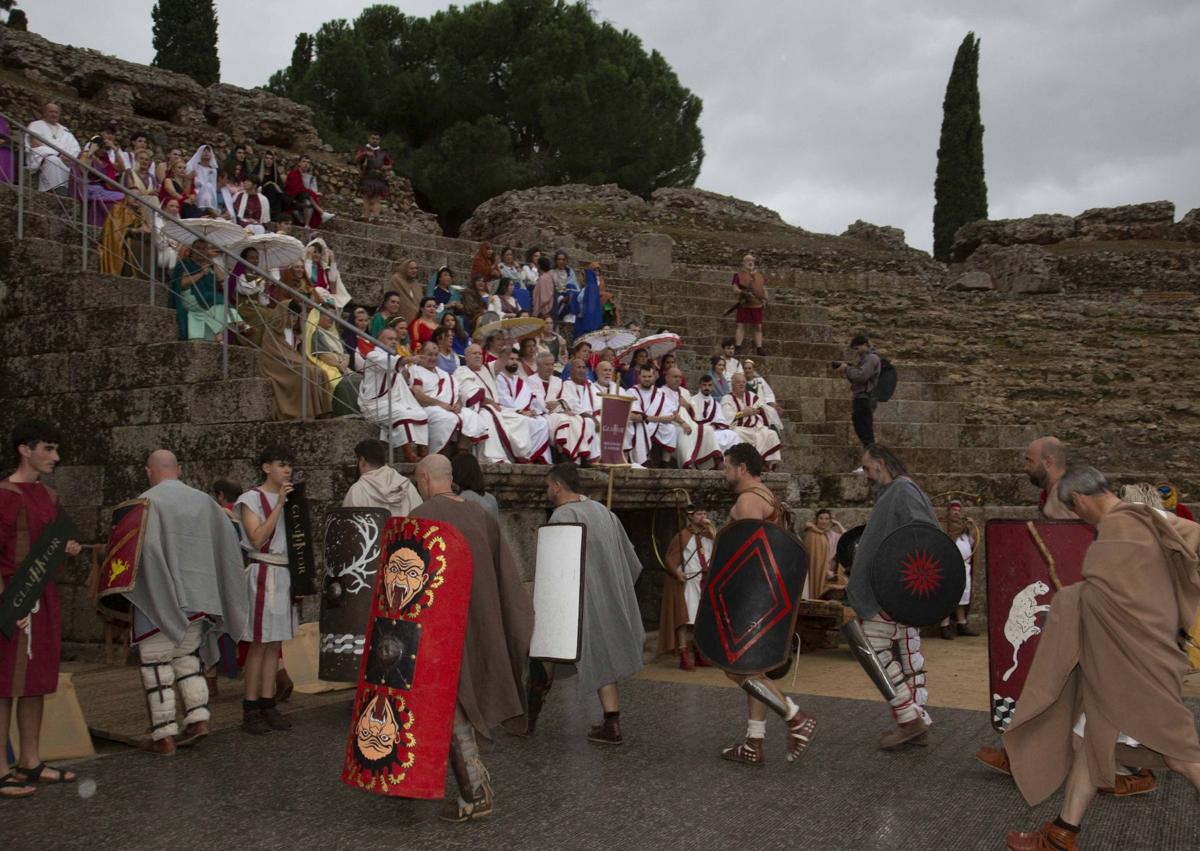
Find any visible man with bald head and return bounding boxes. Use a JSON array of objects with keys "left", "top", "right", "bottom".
[
  {"left": 548, "top": 356, "right": 602, "bottom": 463},
  {"left": 27, "top": 101, "right": 80, "bottom": 192},
  {"left": 115, "top": 450, "right": 247, "bottom": 754},
  {"left": 1024, "top": 436, "right": 1076, "bottom": 520},
  {"left": 408, "top": 455, "right": 532, "bottom": 822}
]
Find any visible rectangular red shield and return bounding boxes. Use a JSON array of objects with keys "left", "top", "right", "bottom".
[
  {"left": 985, "top": 519, "right": 1094, "bottom": 732},
  {"left": 96, "top": 498, "right": 150, "bottom": 601},
  {"left": 342, "top": 516, "right": 473, "bottom": 799},
  {"left": 598, "top": 394, "right": 633, "bottom": 465}
]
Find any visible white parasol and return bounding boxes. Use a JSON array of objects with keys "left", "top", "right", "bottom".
[
  {"left": 160, "top": 217, "right": 247, "bottom": 250},
  {"left": 617, "top": 332, "right": 681, "bottom": 366},
  {"left": 232, "top": 232, "right": 305, "bottom": 269},
  {"left": 473, "top": 316, "right": 547, "bottom": 343},
  {"left": 576, "top": 327, "right": 637, "bottom": 352}
]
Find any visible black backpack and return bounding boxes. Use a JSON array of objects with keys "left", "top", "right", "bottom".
[{"left": 872, "top": 357, "right": 898, "bottom": 403}]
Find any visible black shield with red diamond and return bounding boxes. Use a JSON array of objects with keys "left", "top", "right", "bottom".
[
  {"left": 693, "top": 520, "right": 807, "bottom": 675},
  {"left": 869, "top": 523, "right": 965, "bottom": 627}
]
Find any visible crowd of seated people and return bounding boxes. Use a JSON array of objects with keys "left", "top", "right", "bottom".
[{"left": 14, "top": 102, "right": 785, "bottom": 471}]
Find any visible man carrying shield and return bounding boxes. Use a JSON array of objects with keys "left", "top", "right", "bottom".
[
  {"left": 408, "top": 455, "right": 532, "bottom": 822},
  {"left": 1, "top": 421, "right": 82, "bottom": 797},
  {"left": 716, "top": 444, "right": 818, "bottom": 766},
  {"left": 845, "top": 444, "right": 938, "bottom": 748}
]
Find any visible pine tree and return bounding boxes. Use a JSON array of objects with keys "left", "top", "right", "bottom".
[
  {"left": 151, "top": 0, "right": 220, "bottom": 87},
  {"left": 933, "top": 32, "right": 987, "bottom": 262}
]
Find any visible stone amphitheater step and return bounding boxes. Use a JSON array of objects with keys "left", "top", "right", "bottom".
[
  {"left": 4, "top": 272, "right": 158, "bottom": 315},
  {"left": 0, "top": 341, "right": 259, "bottom": 397},
  {"left": 788, "top": 445, "right": 1025, "bottom": 476},
  {"left": 785, "top": 420, "right": 1032, "bottom": 450},
  {"left": 1, "top": 303, "right": 178, "bottom": 355},
  {"left": 769, "top": 376, "right": 966, "bottom": 403}
]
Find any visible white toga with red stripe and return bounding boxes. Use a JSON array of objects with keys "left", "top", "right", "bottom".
[
  {"left": 549, "top": 380, "right": 602, "bottom": 461},
  {"left": 358, "top": 347, "right": 429, "bottom": 447},
  {"left": 721, "top": 390, "right": 781, "bottom": 462}
]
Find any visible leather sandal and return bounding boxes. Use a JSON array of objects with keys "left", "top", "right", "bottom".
[
  {"left": 1006, "top": 822, "right": 1078, "bottom": 850},
  {"left": 721, "top": 737, "right": 765, "bottom": 766},
  {"left": 879, "top": 716, "right": 930, "bottom": 750},
  {"left": 1099, "top": 769, "right": 1156, "bottom": 796},
  {"left": 0, "top": 771, "right": 36, "bottom": 798},
  {"left": 14, "top": 762, "right": 77, "bottom": 784},
  {"left": 785, "top": 711, "right": 817, "bottom": 762}
]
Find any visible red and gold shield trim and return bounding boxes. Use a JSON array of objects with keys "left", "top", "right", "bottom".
[
  {"left": 985, "top": 519, "right": 1093, "bottom": 732},
  {"left": 96, "top": 498, "right": 150, "bottom": 600},
  {"left": 342, "top": 517, "right": 473, "bottom": 799}
]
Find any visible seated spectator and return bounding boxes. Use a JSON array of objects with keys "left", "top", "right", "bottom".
[
  {"left": 126, "top": 131, "right": 156, "bottom": 176},
  {"left": 79, "top": 134, "right": 126, "bottom": 227},
  {"left": 428, "top": 266, "right": 463, "bottom": 312},
  {"left": 705, "top": 355, "right": 731, "bottom": 400},
  {"left": 285, "top": 154, "right": 334, "bottom": 227},
  {"left": 655, "top": 352, "right": 685, "bottom": 388},
  {"left": 231, "top": 246, "right": 273, "bottom": 346},
  {"left": 159, "top": 158, "right": 200, "bottom": 218},
  {"left": 688, "top": 373, "right": 742, "bottom": 461},
  {"left": 156, "top": 146, "right": 183, "bottom": 185},
  {"left": 497, "top": 247, "right": 521, "bottom": 285},
  {"left": 168, "top": 239, "right": 244, "bottom": 342},
  {"left": 493, "top": 347, "right": 552, "bottom": 463},
  {"left": 537, "top": 321, "right": 565, "bottom": 365},
  {"left": 185, "top": 145, "right": 219, "bottom": 213},
  {"left": 223, "top": 144, "right": 250, "bottom": 185},
  {"left": 721, "top": 373, "right": 781, "bottom": 471},
  {"left": 461, "top": 273, "right": 492, "bottom": 332},
  {"left": 440, "top": 310, "right": 469, "bottom": 357},
  {"left": 384, "top": 316, "right": 415, "bottom": 358},
  {"left": 369, "top": 290, "right": 404, "bottom": 337},
  {"left": 742, "top": 358, "right": 783, "bottom": 433},
  {"left": 305, "top": 300, "right": 361, "bottom": 416},
  {"left": 518, "top": 337, "right": 539, "bottom": 376},
  {"left": 433, "top": 326, "right": 460, "bottom": 374},
  {"left": 253, "top": 152, "right": 286, "bottom": 221},
  {"left": 304, "top": 237, "right": 350, "bottom": 307},
  {"left": 530, "top": 352, "right": 563, "bottom": 412},
  {"left": 358, "top": 327, "right": 428, "bottom": 462},
  {"left": 803, "top": 509, "right": 846, "bottom": 600},
  {"left": 408, "top": 340, "right": 487, "bottom": 454},
  {"left": 451, "top": 454, "right": 499, "bottom": 519},
  {"left": 154, "top": 198, "right": 183, "bottom": 272},
  {"left": 123, "top": 148, "right": 159, "bottom": 204},
  {"left": 259, "top": 297, "right": 332, "bottom": 420},
  {"left": 408, "top": 296, "right": 440, "bottom": 350},
  {"left": 627, "top": 363, "right": 679, "bottom": 467},
  {"left": 216, "top": 169, "right": 238, "bottom": 220},
  {"left": 470, "top": 241, "right": 500, "bottom": 284},
  {"left": 720, "top": 337, "right": 744, "bottom": 384},
  {"left": 345, "top": 306, "right": 373, "bottom": 369},
  {"left": 622, "top": 347, "right": 651, "bottom": 389},
  {"left": 27, "top": 101, "right": 80, "bottom": 192},
  {"left": 520, "top": 247, "right": 542, "bottom": 290},
  {"left": 387, "top": 258, "right": 424, "bottom": 325},
  {"left": 232, "top": 175, "right": 270, "bottom": 233},
  {"left": 560, "top": 341, "right": 596, "bottom": 382},
  {"left": 493, "top": 278, "right": 521, "bottom": 317}
]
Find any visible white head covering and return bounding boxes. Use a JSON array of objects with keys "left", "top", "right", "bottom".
[
  {"left": 185, "top": 144, "right": 218, "bottom": 210},
  {"left": 304, "top": 237, "right": 351, "bottom": 308}
]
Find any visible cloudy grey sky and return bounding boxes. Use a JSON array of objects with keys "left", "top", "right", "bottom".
[{"left": 38, "top": 0, "right": 1200, "bottom": 251}]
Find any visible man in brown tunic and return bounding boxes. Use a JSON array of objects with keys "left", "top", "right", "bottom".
[
  {"left": 1003, "top": 465, "right": 1200, "bottom": 851},
  {"left": 409, "top": 455, "right": 533, "bottom": 823},
  {"left": 1024, "top": 436, "right": 1076, "bottom": 520}
]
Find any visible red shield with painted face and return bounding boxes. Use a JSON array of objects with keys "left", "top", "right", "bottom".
[
  {"left": 985, "top": 519, "right": 1093, "bottom": 732},
  {"left": 341, "top": 516, "right": 473, "bottom": 799}
]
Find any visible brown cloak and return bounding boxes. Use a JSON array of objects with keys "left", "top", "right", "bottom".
[
  {"left": 258, "top": 299, "right": 332, "bottom": 420},
  {"left": 409, "top": 495, "right": 532, "bottom": 740},
  {"left": 656, "top": 528, "right": 711, "bottom": 655},
  {"left": 1003, "top": 503, "right": 1200, "bottom": 804},
  {"left": 802, "top": 523, "right": 830, "bottom": 600}
]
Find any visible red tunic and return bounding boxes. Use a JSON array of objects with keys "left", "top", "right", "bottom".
[
  {"left": 0, "top": 481, "right": 62, "bottom": 698},
  {"left": 407, "top": 318, "right": 437, "bottom": 348}
]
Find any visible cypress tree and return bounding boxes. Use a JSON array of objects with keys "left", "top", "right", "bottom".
[
  {"left": 151, "top": 0, "right": 220, "bottom": 87},
  {"left": 933, "top": 32, "right": 987, "bottom": 262}
]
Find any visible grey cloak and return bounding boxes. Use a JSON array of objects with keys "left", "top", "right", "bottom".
[
  {"left": 130, "top": 479, "right": 250, "bottom": 661},
  {"left": 846, "top": 476, "right": 938, "bottom": 620},
  {"left": 549, "top": 497, "right": 645, "bottom": 695}
]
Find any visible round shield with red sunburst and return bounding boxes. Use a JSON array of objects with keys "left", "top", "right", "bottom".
[{"left": 869, "top": 523, "right": 965, "bottom": 626}]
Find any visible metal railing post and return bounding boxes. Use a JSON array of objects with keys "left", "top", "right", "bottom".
[
  {"left": 80, "top": 177, "right": 88, "bottom": 271},
  {"left": 221, "top": 288, "right": 230, "bottom": 379},
  {"left": 387, "top": 352, "right": 395, "bottom": 466},
  {"left": 301, "top": 347, "right": 309, "bottom": 420},
  {"left": 16, "top": 130, "right": 25, "bottom": 240},
  {"left": 149, "top": 225, "right": 156, "bottom": 305}
]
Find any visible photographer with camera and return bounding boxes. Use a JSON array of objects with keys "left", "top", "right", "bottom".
[{"left": 833, "top": 333, "right": 881, "bottom": 452}]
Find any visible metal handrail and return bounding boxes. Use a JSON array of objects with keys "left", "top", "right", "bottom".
[{"left": 6, "top": 110, "right": 403, "bottom": 459}]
